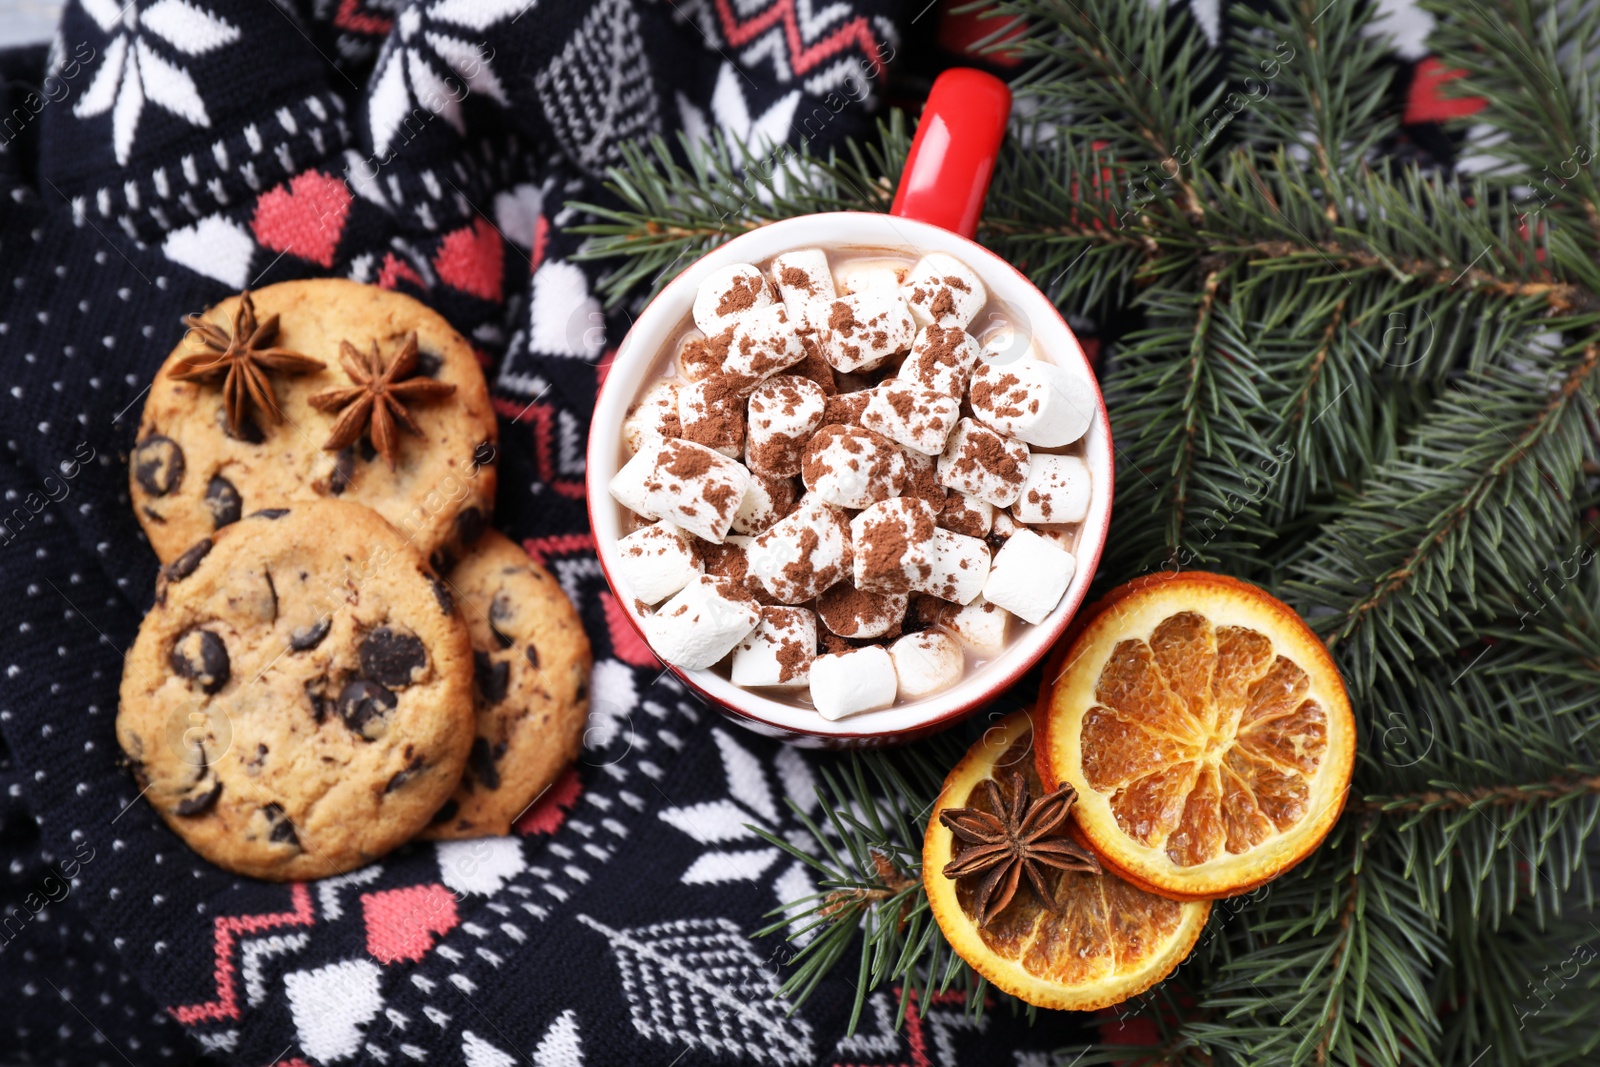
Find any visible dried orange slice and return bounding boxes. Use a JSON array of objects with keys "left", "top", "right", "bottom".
[
  {"left": 924, "top": 711, "right": 1210, "bottom": 1010},
  {"left": 1038, "top": 571, "right": 1355, "bottom": 900}
]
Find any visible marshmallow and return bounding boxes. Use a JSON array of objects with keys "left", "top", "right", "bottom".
[
  {"left": 861, "top": 381, "right": 961, "bottom": 456},
  {"left": 821, "top": 389, "right": 870, "bottom": 428},
  {"left": 817, "top": 582, "right": 908, "bottom": 639},
  {"left": 990, "top": 509, "right": 1022, "bottom": 542},
  {"left": 1011, "top": 454, "right": 1092, "bottom": 525},
  {"left": 746, "top": 376, "right": 827, "bottom": 477},
  {"left": 622, "top": 380, "right": 683, "bottom": 455},
  {"left": 746, "top": 497, "right": 853, "bottom": 603},
  {"left": 693, "top": 263, "right": 772, "bottom": 335},
  {"left": 608, "top": 435, "right": 752, "bottom": 544},
  {"left": 643, "top": 575, "right": 762, "bottom": 670},
  {"left": 725, "top": 304, "right": 807, "bottom": 379},
  {"left": 833, "top": 259, "right": 905, "bottom": 296},
  {"left": 819, "top": 292, "right": 915, "bottom": 373},
  {"left": 969, "top": 358, "right": 1096, "bottom": 447},
  {"left": 613, "top": 522, "right": 702, "bottom": 604},
  {"left": 810, "top": 646, "right": 898, "bottom": 719},
  {"left": 678, "top": 374, "right": 754, "bottom": 457},
  {"left": 983, "top": 529, "right": 1076, "bottom": 624},
  {"left": 899, "top": 448, "right": 948, "bottom": 509},
  {"left": 770, "top": 249, "right": 836, "bottom": 318},
  {"left": 850, "top": 498, "right": 937, "bottom": 594},
  {"left": 677, "top": 327, "right": 732, "bottom": 381},
  {"left": 938, "top": 493, "right": 993, "bottom": 538},
  {"left": 936, "top": 418, "right": 1031, "bottom": 508},
  {"left": 901, "top": 253, "right": 985, "bottom": 329},
  {"left": 942, "top": 595, "right": 1011, "bottom": 656},
  {"left": 899, "top": 325, "right": 980, "bottom": 399},
  {"left": 730, "top": 606, "right": 816, "bottom": 688},
  {"left": 730, "top": 473, "right": 799, "bottom": 536},
  {"left": 699, "top": 535, "right": 752, "bottom": 583},
  {"left": 889, "top": 632, "right": 964, "bottom": 700},
  {"left": 801, "top": 424, "right": 907, "bottom": 509},
  {"left": 924, "top": 528, "right": 991, "bottom": 606}
]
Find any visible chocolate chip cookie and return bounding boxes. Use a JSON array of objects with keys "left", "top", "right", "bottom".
[
  {"left": 422, "top": 530, "right": 591, "bottom": 840},
  {"left": 116, "top": 501, "right": 475, "bottom": 880},
  {"left": 130, "top": 280, "right": 498, "bottom": 570}
]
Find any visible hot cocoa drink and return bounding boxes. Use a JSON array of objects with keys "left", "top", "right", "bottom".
[{"left": 607, "top": 245, "right": 1097, "bottom": 720}]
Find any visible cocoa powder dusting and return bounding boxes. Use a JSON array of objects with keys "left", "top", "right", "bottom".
[
  {"left": 780, "top": 266, "right": 815, "bottom": 295},
  {"left": 716, "top": 274, "right": 763, "bottom": 317},
  {"left": 967, "top": 429, "right": 1026, "bottom": 484},
  {"left": 774, "top": 634, "right": 809, "bottom": 682},
  {"left": 791, "top": 345, "right": 839, "bottom": 394},
  {"left": 828, "top": 301, "right": 857, "bottom": 335},
  {"left": 857, "top": 514, "right": 911, "bottom": 591},
  {"left": 902, "top": 456, "right": 948, "bottom": 507},
  {"left": 938, "top": 496, "right": 984, "bottom": 537},
  {"left": 778, "top": 527, "right": 822, "bottom": 595},
  {"left": 681, "top": 327, "right": 734, "bottom": 377},
  {"left": 929, "top": 288, "right": 956, "bottom": 321},
  {"left": 659, "top": 442, "right": 712, "bottom": 479},
  {"left": 823, "top": 392, "right": 869, "bottom": 427},
  {"left": 817, "top": 582, "right": 897, "bottom": 637}
]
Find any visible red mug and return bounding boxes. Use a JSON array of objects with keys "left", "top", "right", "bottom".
[{"left": 586, "top": 69, "right": 1113, "bottom": 747}]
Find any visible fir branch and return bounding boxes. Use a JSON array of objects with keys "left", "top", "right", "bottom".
[
  {"left": 1286, "top": 341, "right": 1600, "bottom": 692},
  {"left": 570, "top": 117, "right": 910, "bottom": 305},
  {"left": 999, "top": 0, "right": 1224, "bottom": 212},
  {"left": 1355, "top": 776, "right": 1600, "bottom": 816},
  {"left": 1421, "top": 0, "right": 1600, "bottom": 261}
]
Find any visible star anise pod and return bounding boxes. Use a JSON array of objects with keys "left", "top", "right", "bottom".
[
  {"left": 940, "top": 773, "right": 1100, "bottom": 927},
  {"left": 169, "top": 292, "right": 326, "bottom": 435},
  {"left": 308, "top": 332, "right": 456, "bottom": 469}
]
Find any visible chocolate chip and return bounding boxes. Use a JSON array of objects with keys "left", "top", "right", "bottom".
[
  {"left": 455, "top": 506, "right": 487, "bottom": 545},
  {"left": 429, "top": 576, "right": 456, "bottom": 614},
  {"left": 359, "top": 628, "right": 428, "bottom": 687},
  {"left": 133, "top": 436, "right": 184, "bottom": 496},
  {"left": 337, "top": 679, "right": 398, "bottom": 739},
  {"left": 468, "top": 737, "right": 501, "bottom": 791},
  {"left": 263, "top": 803, "right": 299, "bottom": 847},
  {"left": 525, "top": 645, "right": 540, "bottom": 669},
  {"left": 429, "top": 799, "right": 459, "bottom": 825},
  {"left": 357, "top": 437, "right": 378, "bottom": 463},
  {"left": 174, "top": 780, "right": 222, "bottom": 816},
  {"left": 170, "top": 628, "right": 229, "bottom": 693},
  {"left": 305, "top": 678, "right": 334, "bottom": 723},
  {"left": 203, "top": 475, "right": 242, "bottom": 528},
  {"left": 430, "top": 547, "right": 458, "bottom": 574},
  {"left": 490, "top": 593, "right": 516, "bottom": 648},
  {"left": 385, "top": 755, "right": 425, "bottom": 793},
  {"left": 250, "top": 507, "right": 291, "bottom": 519},
  {"left": 164, "top": 538, "right": 212, "bottom": 582},
  {"left": 474, "top": 651, "right": 510, "bottom": 704},
  {"left": 416, "top": 352, "right": 443, "bottom": 377},
  {"left": 329, "top": 448, "right": 356, "bottom": 495},
  {"left": 141, "top": 506, "right": 167, "bottom": 524},
  {"left": 289, "top": 617, "right": 331, "bottom": 651}
]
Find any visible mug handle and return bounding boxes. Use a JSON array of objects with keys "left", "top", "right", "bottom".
[{"left": 889, "top": 68, "right": 1013, "bottom": 239}]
